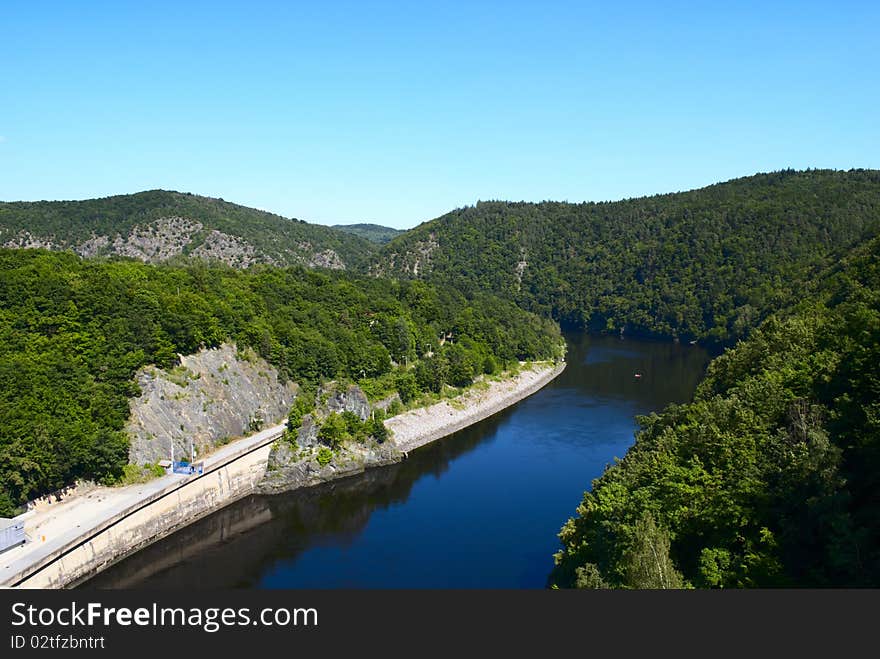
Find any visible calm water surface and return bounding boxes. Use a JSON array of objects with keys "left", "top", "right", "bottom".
[{"left": 85, "top": 333, "right": 709, "bottom": 588}]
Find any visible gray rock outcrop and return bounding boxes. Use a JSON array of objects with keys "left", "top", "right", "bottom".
[
  {"left": 191, "top": 229, "right": 270, "bottom": 268},
  {"left": 261, "top": 440, "right": 401, "bottom": 494},
  {"left": 318, "top": 383, "right": 370, "bottom": 421},
  {"left": 4, "top": 217, "right": 347, "bottom": 270},
  {"left": 286, "top": 382, "right": 372, "bottom": 450},
  {"left": 296, "top": 414, "right": 320, "bottom": 448},
  {"left": 126, "top": 343, "right": 298, "bottom": 465},
  {"left": 307, "top": 249, "right": 345, "bottom": 270},
  {"left": 110, "top": 216, "right": 202, "bottom": 262},
  {"left": 262, "top": 377, "right": 395, "bottom": 491}
]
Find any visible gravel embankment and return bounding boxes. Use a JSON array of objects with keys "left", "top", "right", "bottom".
[{"left": 386, "top": 361, "right": 566, "bottom": 454}]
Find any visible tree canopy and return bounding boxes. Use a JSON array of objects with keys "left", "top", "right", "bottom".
[
  {"left": 377, "top": 169, "right": 880, "bottom": 347},
  {"left": 550, "top": 236, "right": 880, "bottom": 587},
  {"left": 0, "top": 249, "right": 561, "bottom": 515},
  {"left": 0, "top": 190, "right": 377, "bottom": 269}
]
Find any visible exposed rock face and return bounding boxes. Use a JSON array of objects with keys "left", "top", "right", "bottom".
[
  {"left": 318, "top": 383, "right": 370, "bottom": 421},
  {"left": 307, "top": 248, "right": 345, "bottom": 270},
  {"left": 2, "top": 231, "right": 62, "bottom": 251},
  {"left": 126, "top": 343, "right": 298, "bottom": 465},
  {"left": 408, "top": 234, "right": 438, "bottom": 277},
  {"left": 111, "top": 216, "right": 202, "bottom": 262},
  {"left": 286, "top": 382, "right": 372, "bottom": 450},
  {"left": 296, "top": 414, "right": 320, "bottom": 448},
  {"left": 191, "top": 229, "right": 269, "bottom": 268},
  {"left": 261, "top": 439, "right": 401, "bottom": 494},
  {"left": 369, "top": 232, "right": 437, "bottom": 278},
  {"left": 76, "top": 235, "right": 110, "bottom": 257},
  {"left": 514, "top": 247, "right": 528, "bottom": 290},
  {"left": 3, "top": 216, "right": 346, "bottom": 270},
  {"left": 263, "top": 380, "right": 396, "bottom": 491},
  {"left": 372, "top": 392, "right": 401, "bottom": 412}
]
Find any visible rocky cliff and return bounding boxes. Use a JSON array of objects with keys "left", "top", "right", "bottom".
[
  {"left": 291, "top": 382, "right": 372, "bottom": 448},
  {"left": 261, "top": 380, "right": 399, "bottom": 490},
  {"left": 126, "top": 344, "right": 298, "bottom": 465},
  {"left": 0, "top": 190, "right": 375, "bottom": 270},
  {"left": 259, "top": 440, "right": 401, "bottom": 494},
  {"left": 2, "top": 216, "right": 347, "bottom": 270}
]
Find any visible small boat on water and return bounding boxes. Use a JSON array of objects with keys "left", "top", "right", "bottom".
[{"left": 634, "top": 372, "right": 642, "bottom": 379}]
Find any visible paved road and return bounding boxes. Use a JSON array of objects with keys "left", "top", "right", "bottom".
[{"left": 0, "top": 422, "right": 286, "bottom": 587}]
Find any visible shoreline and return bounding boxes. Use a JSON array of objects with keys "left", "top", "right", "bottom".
[
  {"left": 259, "top": 360, "right": 567, "bottom": 494},
  {"left": 387, "top": 361, "right": 567, "bottom": 454},
  {"left": 2, "top": 360, "right": 565, "bottom": 588}
]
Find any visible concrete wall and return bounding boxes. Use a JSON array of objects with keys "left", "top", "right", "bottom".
[
  {"left": 14, "top": 363, "right": 565, "bottom": 589},
  {"left": 17, "top": 444, "right": 272, "bottom": 589}
]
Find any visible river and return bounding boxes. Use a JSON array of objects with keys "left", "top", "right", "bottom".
[{"left": 84, "top": 333, "right": 709, "bottom": 588}]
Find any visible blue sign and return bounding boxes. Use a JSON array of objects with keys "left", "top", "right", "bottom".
[{"left": 172, "top": 461, "right": 204, "bottom": 475}]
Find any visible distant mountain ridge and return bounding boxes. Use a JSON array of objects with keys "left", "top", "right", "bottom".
[
  {"left": 331, "top": 223, "right": 405, "bottom": 244},
  {"left": 4, "top": 170, "right": 880, "bottom": 588},
  {"left": 372, "top": 169, "right": 880, "bottom": 345},
  {"left": 0, "top": 190, "right": 377, "bottom": 270},
  {"left": 5, "top": 170, "right": 880, "bottom": 348}
]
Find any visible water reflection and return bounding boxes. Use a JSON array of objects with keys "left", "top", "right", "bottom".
[
  {"left": 86, "top": 413, "right": 509, "bottom": 589},
  {"left": 85, "top": 333, "right": 709, "bottom": 589}
]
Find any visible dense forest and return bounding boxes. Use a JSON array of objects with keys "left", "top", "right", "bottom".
[
  {"left": 0, "top": 249, "right": 561, "bottom": 515},
  {"left": 3, "top": 169, "right": 880, "bottom": 587},
  {"left": 550, "top": 235, "right": 880, "bottom": 587},
  {"left": 376, "top": 169, "right": 880, "bottom": 346},
  {"left": 332, "top": 223, "right": 405, "bottom": 244},
  {"left": 0, "top": 190, "right": 376, "bottom": 269}
]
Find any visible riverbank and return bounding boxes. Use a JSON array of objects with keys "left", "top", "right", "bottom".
[
  {"left": 259, "top": 361, "right": 566, "bottom": 494},
  {"left": 387, "top": 361, "right": 567, "bottom": 453},
  {"left": 2, "top": 360, "right": 565, "bottom": 588},
  {"left": 0, "top": 422, "right": 285, "bottom": 588}
]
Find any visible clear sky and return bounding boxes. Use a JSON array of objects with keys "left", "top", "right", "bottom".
[{"left": 1, "top": 1, "right": 878, "bottom": 229}]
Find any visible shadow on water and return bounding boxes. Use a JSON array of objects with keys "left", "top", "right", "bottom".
[
  {"left": 84, "top": 332, "right": 710, "bottom": 589},
  {"left": 85, "top": 411, "right": 510, "bottom": 589},
  {"left": 565, "top": 334, "right": 710, "bottom": 408}
]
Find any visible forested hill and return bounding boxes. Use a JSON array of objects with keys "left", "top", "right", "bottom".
[
  {"left": 332, "top": 223, "right": 405, "bottom": 244},
  {"left": 373, "top": 169, "right": 880, "bottom": 346},
  {"left": 0, "top": 190, "right": 377, "bottom": 270},
  {"left": 0, "top": 248, "right": 562, "bottom": 515},
  {"left": 550, "top": 235, "right": 880, "bottom": 587}
]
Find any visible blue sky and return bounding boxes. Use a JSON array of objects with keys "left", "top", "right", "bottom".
[{"left": 1, "top": 1, "right": 878, "bottom": 229}]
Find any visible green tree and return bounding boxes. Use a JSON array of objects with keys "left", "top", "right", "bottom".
[
  {"left": 395, "top": 371, "right": 419, "bottom": 404},
  {"left": 444, "top": 343, "right": 476, "bottom": 387},
  {"left": 317, "top": 413, "right": 347, "bottom": 450},
  {"left": 622, "top": 513, "right": 687, "bottom": 589}
]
